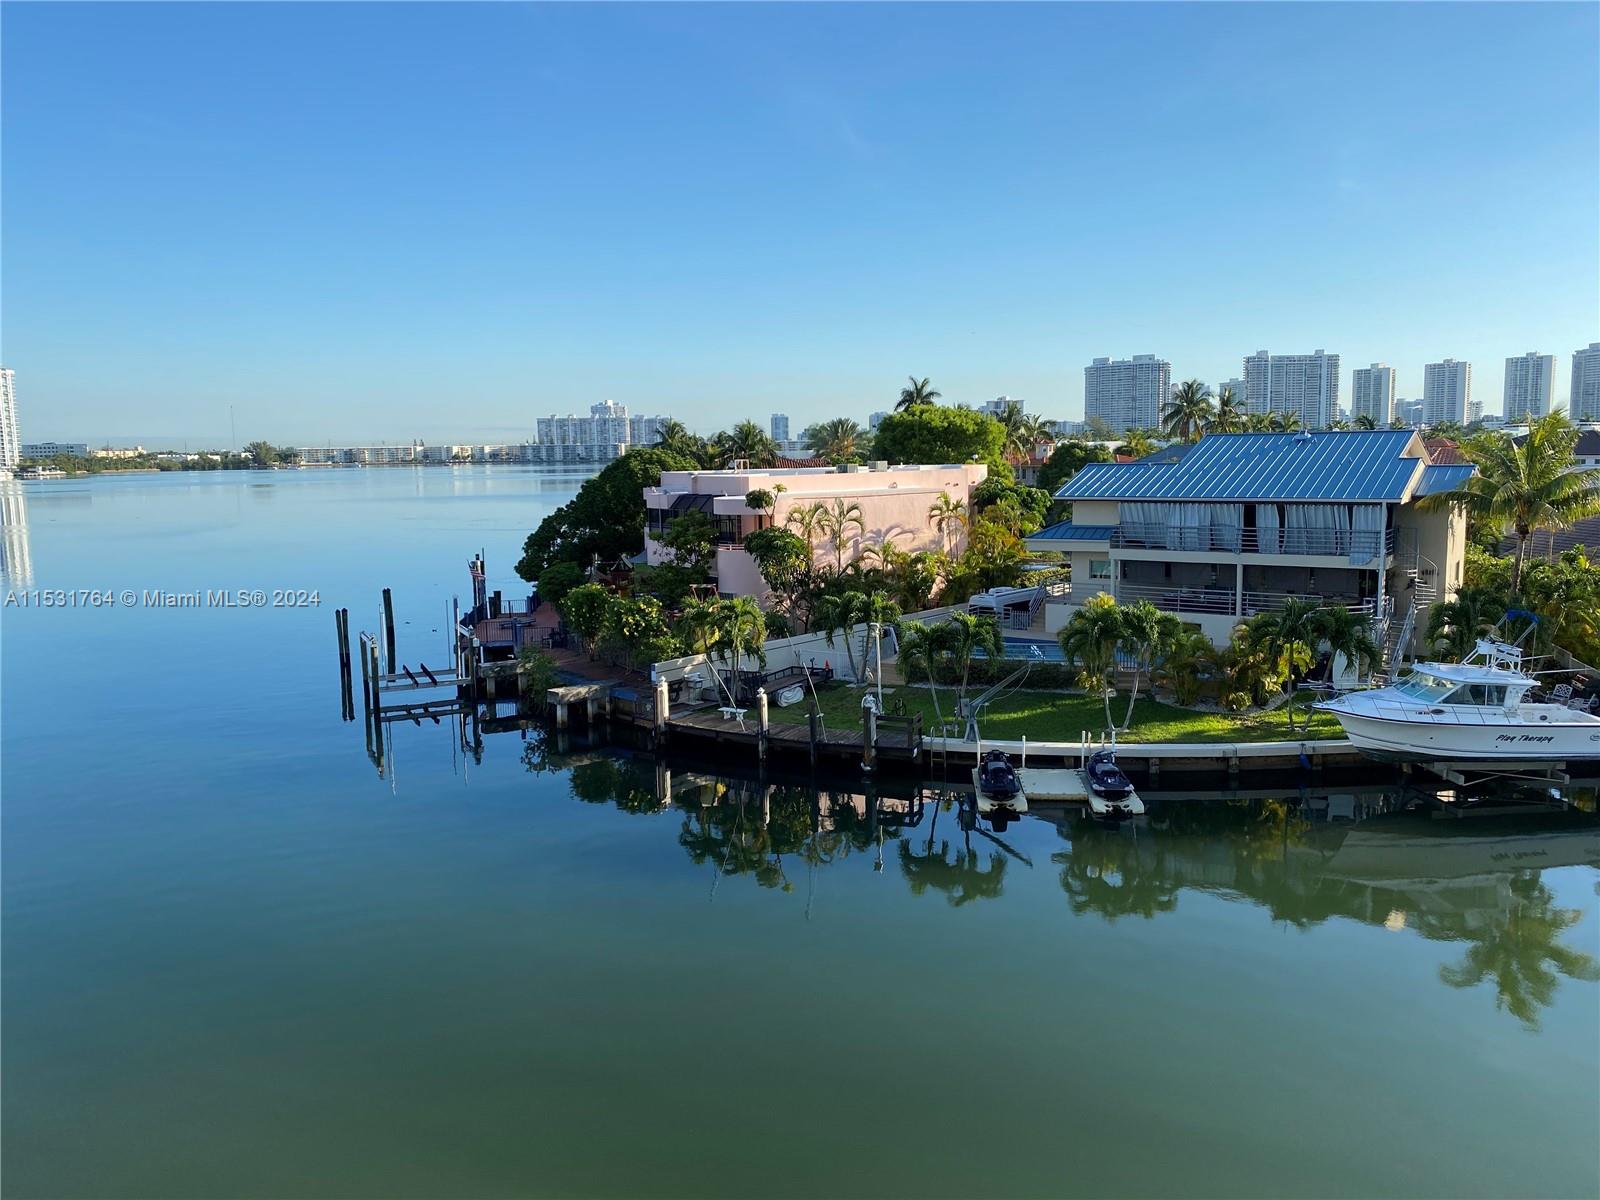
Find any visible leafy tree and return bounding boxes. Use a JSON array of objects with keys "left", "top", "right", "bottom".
[
  {"left": 535, "top": 560, "right": 586, "bottom": 609},
  {"left": 1313, "top": 604, "right": 1380, "bottom": 683},
  {"left": 1519, "top": 549, "right": 1600, "bottom": 665},
  {"left": 638, "top": 509, "right": 717, "bottom": 607},
  {"left": 516, "top": 647, "right": 562, "bottom": 712},
  {"left": 895, "top": 375, "right": 942, "bottom": 411},
  {"left": 971, "top": 478, "right": 1049, "bottom": 535},
  {"left": 942, "top": 515, "right": 1026, "bottom": 600},
  {"left": 1036, "top": 442, "right": 1114, "bottom": 496},
  {"left": 744, "top": 488, "right": 775, "bottom": 520},
  {"left": 243, "top": 440, "right": 284, "bottom": 465},
  {"left": 743, "top": 526, "right": 821, "bottom": 626},
  {"left": 763, "top": 611, "right": 792, "bottom": 640},
  {"left": 1421, "top": 410, "right": 1600, "bottom": 592},
  {"left": 871, "top": 405, "right": 1008, "bottom": 476},
  {"left": 1352, "top": 413, "right": 1378, "bottom": 430},
  {"left": 804, "top": 417, "right": 865, "bottom": 464},
  {"left": 997, "top": 401, "right": 1052, "bottom": 466},
  {"left": 515, "top": 447, "right": 698, "bottom": 581},
  {"left": 596, "top": 594, "right": 680, "bottom": 670},
  {"left": 1267, "top": 410, "right": 1302, "bottom": 433},
  {"left": 1161, "top": 380, "right": 1214, "bottom": 442},
  {"left": 560, "top": 583, "right": 613, "bottom": 652},
  {"left": 653, "top": 419, "right": 708, "bottom": 464},
  {"left": 1154, "top": 627, "right": 1218, "bottom": 706}
]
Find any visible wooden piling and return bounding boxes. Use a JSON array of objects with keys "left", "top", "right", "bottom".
[
  {"left": 382, "top": 588, "right": 396, "bottom": 670},
  {"left": 862, "top": 702, "right": 878, "bottom": 774},
  {"left": 808, "top": 706, "right": 819, "bottom": 768}
]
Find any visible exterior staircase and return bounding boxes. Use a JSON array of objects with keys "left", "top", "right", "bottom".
[{"left": 1371, "top": 601, "right": 1416, "bottom": 687}]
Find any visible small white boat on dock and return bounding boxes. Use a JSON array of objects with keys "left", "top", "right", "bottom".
[{"left": 1315, "top": 635, "right": 1600, "bottom": 763}]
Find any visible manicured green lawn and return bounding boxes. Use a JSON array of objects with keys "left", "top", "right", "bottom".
[{"left": 766, "top": 682, "right": 1345, "bottom": 743}]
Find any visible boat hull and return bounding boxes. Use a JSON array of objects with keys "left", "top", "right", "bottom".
[{"left": 1323, "top": 709, "right": 1600, "bottom": 762}]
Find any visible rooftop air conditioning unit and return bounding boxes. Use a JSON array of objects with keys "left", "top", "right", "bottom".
[{"left": 870, "top": 460, "right": 889, "bottom": 471}]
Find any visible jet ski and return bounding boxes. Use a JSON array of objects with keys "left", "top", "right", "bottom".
[
  {"left": 973, "top": 749, "right": 1028, "bottom": 814},
  {"left": 1085, "top": 750, "right": 1144, "bottom": 818}
]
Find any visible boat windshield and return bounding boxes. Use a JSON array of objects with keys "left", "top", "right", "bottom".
[{"left": 1393, "top": 672, "right": 1455, "bottom": 702}]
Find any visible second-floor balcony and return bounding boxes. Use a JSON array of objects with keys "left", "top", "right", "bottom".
[
  {"left": 1052, "top": 582, "right": 1379, "bottom": 620},
  {"left": 1112, "top": 523, "right": 1398, "bottom": 560}
]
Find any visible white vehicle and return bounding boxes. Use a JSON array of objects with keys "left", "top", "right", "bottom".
[{"left": 1315, "top": 635, "right": 1600, "bottom": 763}]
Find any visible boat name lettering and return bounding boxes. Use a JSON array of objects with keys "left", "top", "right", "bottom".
[{"left": 1494, "top": 734, "right": 1555, "bottom": 743}]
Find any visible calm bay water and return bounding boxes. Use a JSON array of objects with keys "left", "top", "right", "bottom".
[{"left": 2, "top": 468, "right": 1598, "bottom": 1199}]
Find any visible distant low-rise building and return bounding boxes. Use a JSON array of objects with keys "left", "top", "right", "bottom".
[
  {"left": 89, "top": 446, "right": 146, "bottom": 460},
  {"left": 645, "top": 462, "right": 988, "bottom": 603},
  {"left": 22, "top": 441, "right": 89, "bottom": 459}
]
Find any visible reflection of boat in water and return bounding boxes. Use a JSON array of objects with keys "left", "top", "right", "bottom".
[{"left": 1315, "top": 635, "right": 1600, "bottom": 762}]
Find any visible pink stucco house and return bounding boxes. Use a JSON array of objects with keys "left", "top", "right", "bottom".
[{"left": 644, "top": 462, "right": 988, "bottom": 603}]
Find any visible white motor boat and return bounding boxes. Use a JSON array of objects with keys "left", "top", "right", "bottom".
[{"left": 1315, "top": 636, "right": 1600, "bottom": 763}]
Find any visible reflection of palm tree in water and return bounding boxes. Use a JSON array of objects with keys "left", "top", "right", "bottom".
[
  {"left": 1053, "top": 832, "right": 1179, "bottom": 922},
  {"left": 1436, "top": 872, "right": 1600, "bottom": 1031},
  {"left": 897, "top": 839, "right": 1007, "bottom": 905}
]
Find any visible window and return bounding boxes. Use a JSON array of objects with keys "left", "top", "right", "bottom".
[
  {"left": 1442, "top": 684, "right": 1507, "bottom": 707},
  {"left": 1394, "top": 672, "right": 1455, "bottom": 702},
  {"left": 1089, "top": 559, "right": 1112, "bottom": 580}
]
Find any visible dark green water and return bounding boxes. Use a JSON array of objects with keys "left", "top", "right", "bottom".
[{"left": 3, "top": 470, "right": 1597, "bottom": 1199}]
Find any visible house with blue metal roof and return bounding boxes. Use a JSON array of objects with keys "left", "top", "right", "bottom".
[{"left": 1026, "top": 429, "right": 1475, "bottom": 662}]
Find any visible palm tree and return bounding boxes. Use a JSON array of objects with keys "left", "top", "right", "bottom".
[
  {"left": 709, "top": 595, "right": 768, "bottom": 697},
  {"left": 1059, "top": 594, "right": 1124, "bottom": 731},
  {"left": 1245, "top": 411, "right": 1276, "bottom": 432},
  {"left": 1161, "top": 380, "right": 1214, "bottom": 443},
  {"left": 717, "top": 420, "right": 779, "bottom": 468},
  {"left": 817, "top": 496, "right": 866, "bottom": 571},
  {"left": 675, "top": 598, "right": 724, "bottom": 658},
  {"left": 997, "top": 401, "right": 1051, "bottom": 466},
  {"left": 897, "top": 620, "right": 956, "bottom": 734},
  {"left": 815, "top": 590, "right": 900, "bottom": 686},
  {"left": 784, "top": 500, "right": 827, "bottom": 557},
  {"left": 1114, "top": 600, "right": 1182, "bottom": 729},
  {"left": 1245, "top": 597, "right": 1320, "bottom": 729},
  {"left": 1420, "top": 410, "right": 1600, "bottom": 592},
  {"left": 1115, "top": 428, "right": 1158, "bottom": 459},
  {"left": 805, "top": 417, "right": 864, "bottom": 464},
  {"left": 1211, "top": 387, "right": 1246, "bottom": 434},
  {"left": 942, "top": 611, "right": 1004, "bottom": 711},
  {"left": 1353, "top": 413, "right": 1378, "bottom": 430},
  {"left": 1325, "top": 417, "right": 1351, "bottom": 431},
  {"left": 928, "top": 492, "right": 968, "bottom": 554},
  {"left": 896, "top": 376, "right": 942, "bottom": 411},
  {"left": 1426, "top": 586, "right": 1508, "bottom": 662},
  {"left": 1267, "top": 410, "right": 1303, "bottom": 433},
  {"left": 1313, "top": 605, "right": 1380, "bottom": 685},
  {"left": 653, "top": 418, "right": 703, "bottom": 461},
  {"left": 1153, "top": 627, "right": 1218, "bottom": 706}
]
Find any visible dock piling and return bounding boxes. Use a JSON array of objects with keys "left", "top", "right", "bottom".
[
  {"left": 755, "top": 688, "right": 769, "bottom": 762},
  {"left": 382, "top": 588, "right": 396, "bottom": 671}
]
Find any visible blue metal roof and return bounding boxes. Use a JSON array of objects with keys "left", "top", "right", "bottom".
[
  {"left": 1055, "top": 430, "right": 1426, "bottom": 503},
  {"left": 1027, "top": 520, "right": 1116, "bottom": 542},
  {"left": 1414, "top": 462, "right": 1476, "bottom": 497}
]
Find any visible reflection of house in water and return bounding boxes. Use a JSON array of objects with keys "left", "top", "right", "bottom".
[
  {"left": 1055, "top": 800, "right": 1600, "bottom": 1027},
  {"left": 0, "top": 482, "right": 31, "bottom": 584}
]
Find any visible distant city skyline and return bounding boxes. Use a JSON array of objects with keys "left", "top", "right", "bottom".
[{"left": 4, "top": 3, "right": 1596, "bottom": 444}]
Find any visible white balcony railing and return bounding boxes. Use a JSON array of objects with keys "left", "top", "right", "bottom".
[{"left": 1052, "top": 582, "right": 1377, "bottom": 620}]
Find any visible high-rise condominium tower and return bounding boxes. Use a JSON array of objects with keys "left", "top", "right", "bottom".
[
  {"left": 0, "top": 369, "right": 18, "bottom": 471},
  {"left": 1351, "top": 364, "right": 1396, "bottom": 426},
  {"left": 1084, "top": 355, "right": 1170, "bottom": 433},
  {"left": 1242, "top": 350, "right": 1340, "bottom": 429},
  {"left": 1422, "top": 359, "right": 1472, "bottom": 426},
  {"left": 1571, "top": 343, "right": 1600, "bottom": 423},
  {"left": 1502, "top": 353, "right": 1554, "bottom": 422}
]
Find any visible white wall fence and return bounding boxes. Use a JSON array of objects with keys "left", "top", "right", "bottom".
[{"left": 651, "top": 603, "right": 970, "bottom": 686}]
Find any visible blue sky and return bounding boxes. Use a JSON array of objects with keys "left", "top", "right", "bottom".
[{"left": 4, "top": 2, "right": 1597, "bottom": 446}]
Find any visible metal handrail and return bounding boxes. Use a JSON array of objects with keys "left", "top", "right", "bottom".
[{"left": 1113, "top": 524, "right": 1395, "bottom": 558}]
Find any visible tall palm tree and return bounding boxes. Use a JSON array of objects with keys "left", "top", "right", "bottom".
[
  {"left": 784, "top": 500, "right": 827, "bottom": 558},
  {"left": 1245, "top": 411, "right": 1277, "bottom": 432},
  {"left": 1114, "top": 600, "right": 1182, "bottom": 729},
  {"left": 817, "top": 496, "right": 866, "bottom": 571},
  {"left": 1267, "top": 410, "right": 1303, "bottom": 433},
  {"left": 1420, "top": 410, "right": 1600, "bottom": 592},
  {"left": 1211, "top": 387, "right": 1246, "bottom": 434},
  {"left": 1353, "top": 413, "right": 1378, "bottom": 430},
  {"left": 896, "top": 376, "right": 942, "bottom": 411},
  {"left": 1161, "top": 380, "right": 1214, "bottom": 443},
  {"left": 805, "top": 417, "right": 864, "bottom": 464},
  {"left": 709, "top": 595, "right": 768, "bottom": 696},
  {"left": 1245, "top": 597, "right": 1320, "bottom": 730},
  {"left": 1313, "top": 605, "right": 1380, "bottom": 685},
  {"left": 928, "top": 492, "right": 969, "bottom": 554},
  {"left": 718, "top": 420, "right": 779, "bottom": 468},
  {"left": 814, "top": 590, "right": 900, "bottom": 686},
  {"left": 942, "top": 611, "right": 1004, "bottom": 711},
  {"left": 1059, "top": 594, "right": 1124, "bottom": 731},
  {"left": 897, "top": 620, "right": 956, "bottom": 734},
  {"left": 1426, "top": 586, "right": 1508, "bottom": 662},
  {"left": 997, "top": 401, "right": 1051, "bottom": 466}
]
